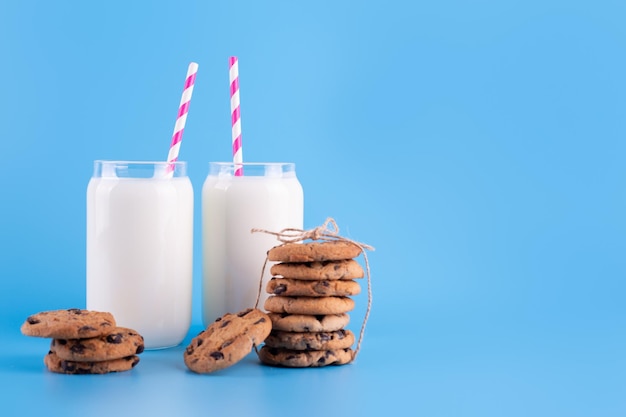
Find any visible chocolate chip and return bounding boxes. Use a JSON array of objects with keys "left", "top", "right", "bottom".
[
  {"left": 26, "top": 317, "right": 40, "bottom": 325},
  {"left": 315, "top": 315, "right": 324, "bottom": 321},
  {"left": 135, "top": 345, "right": 144, "bottom": 354},
  {"left": 286, "top": 354, "right": 297, "bottom": 360},
  {"left": 220, "top": 320, "right": 231, "bottom": 328},
  {"left": 317, "top": 356, "right": 326, "bottom": 364},
  {"left": 61, "top": 361, "right": 76, "bottom": 372},
  {"left": 253, "top": 318, "right": 266, "bottom": 325},
  {"left": 197, "top": 339, "right": 203, "bottom": 347},
  {"left": 131, "top": 357, "right": 140, "bottom": 367},
  {"left": 237, "top": 309, "right": 253, "bottom": 317},
  {"left": 186, "top": 346, "right": 195, "bottom": 355},
  {"left": 67, "top": 308, "right": 82, "bottom": 314},
  {"left": 314, "top": 281, "right": 330, "bottom": 293},
  {"left": 210, "top": 351, "right": 224, "bottom": 360},
  {"left": 273, "top": 284, "right": 287, "bottom": 295},
  {"left": 320, "top": 333, "right": 331, "bottom": 342},
  {"left": 221, "top": 340, "right": 233, "bottom": 349},
  {"left": 333, "top": 264, "right": 340, "bottom": 270},
  {"left": 78, "top": 325, "right": 96, "bottom": 333},
  {"left": 70, "top": 343, "right": 86, "bottom": 354},
  {"left": 57, "top": 339, "right": 67, "bottom": 345},
  {"left": 106, "top": 333, "right": 123, "bottom": 344}
]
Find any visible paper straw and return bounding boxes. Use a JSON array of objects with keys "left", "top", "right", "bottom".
[
  {"left": 229, "top": 56, "right": 243, "bottom": 176},
  {"left": 166, "top": 62, "right": 199, "bottom": 176}
]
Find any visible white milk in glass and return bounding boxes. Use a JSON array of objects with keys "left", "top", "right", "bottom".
[
  {"left": 202, "top": 163, "right": 303, "bottom": 326},
  {"left": 86, "top": 161, "right": 193, "bottom": 349}
]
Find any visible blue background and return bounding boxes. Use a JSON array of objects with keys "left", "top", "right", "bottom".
[{"left": 1, "top": 0, "right": 625, "bottom": 415}]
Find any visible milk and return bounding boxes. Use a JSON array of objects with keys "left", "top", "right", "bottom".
[
  {"left": 202, "top": 163, "right": 303, "bottom": 326},
  {"left": 86, "top": 161, "right": 193, "bottom": 349}
]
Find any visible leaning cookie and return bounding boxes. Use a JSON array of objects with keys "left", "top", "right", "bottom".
[
  {"left": 268, "top": 241, "right": 363, "bottom": 263},
  {"left": 267, "top": 278, "right": 361, "bottom": 297},
  {"left": 21, "top": 309, "right": 116, "bottom": 339},
  {"left": 258, "top": 346, "right": 353, "bottom": 367},
  {"left": 50, "top": 327, "right": 144, "bottom": 362},
  {"left": 184, "top": 308, "right": 272, "bottom": 374},
  {"left": 264, "top": 329, "right": 355, "bottom": 351},
  {"left": 270, "top": 260, "right": 364, "bottom": 280},
  {"left": 44, "top": 351, "right": 140, "bottom": 374},
  {"left": 265, "top": 295, "right": 355, "bottom": 315},
  {"left": 268, "top": 313, "right": 350, "bottom": 332}
]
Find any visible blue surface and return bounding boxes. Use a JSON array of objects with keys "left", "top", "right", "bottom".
[{"left": 1, "top": 0, "right": 626, "bottom": 416}]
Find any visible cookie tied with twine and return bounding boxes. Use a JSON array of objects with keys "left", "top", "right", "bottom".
[{"left": 252, "top": 218, "right": 374, "bottom": 363}]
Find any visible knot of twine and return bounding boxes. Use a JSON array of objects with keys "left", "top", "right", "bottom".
[
  {"left": 253, "top": 218, "right": 375, "bottom": 250},
  {"left": 251, "top": 217, "right": 374, "bottom": 362}
]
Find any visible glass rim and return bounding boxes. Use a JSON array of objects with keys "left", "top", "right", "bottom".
[
  {"left": 94, "top": 160, "right": 187, "bottom": 166},
  {"left": 208, "top": 162, "right": 294, "bottom": 166}
]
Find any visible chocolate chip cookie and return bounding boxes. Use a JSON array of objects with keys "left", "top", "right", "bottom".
[
  {"left": 258, "top": 346, "right": 353, "bottom": 367},
  {"left": 270, "top": 259, "right": 364, "bottom": 280},
  {"left": 184, "top": 308, "right": 272, "bottom": 374},
  {"left": 50, "top": 327, "right": 145, "bottom": 362},
  {"left": 264, "top": 295, "right": 355, "bottom": 315},
  {"left": 44, "top": 351, "right": 140, "bottom": 374},
  {"left": 21, "top": 309, "right": 116, "bottom": 339},
  {"left": 264, "top": 329, "right": 355, "bottom": 351},
  {"left": 268, "top": 241, "right": 363, "bottom": 263},
  {"left": 266, "top": 278, "right": 361, "bottom": 297},
  {"left": 268, "top": 313, "right": 350, "bottom": 332}
]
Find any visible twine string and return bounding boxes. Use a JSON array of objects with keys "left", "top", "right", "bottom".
[{"left": 252, "top": 217, "right": 374, "bottom": 362}]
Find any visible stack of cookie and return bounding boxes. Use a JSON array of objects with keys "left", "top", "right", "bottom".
[
  {"left": 258, "top": 240, "right": 364, "bottom": 367},
  {"left": 20, "top": 308, "right": 145, "bottom": 374}
]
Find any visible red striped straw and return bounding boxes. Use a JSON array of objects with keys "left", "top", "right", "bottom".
[
  {"left": 166, "top": 62, "right": 199, "bottom": 176},
  {"left": 229, "top": 56, "right": 243, "bottom": 176}
]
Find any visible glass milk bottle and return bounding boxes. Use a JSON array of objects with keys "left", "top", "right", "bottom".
[
  {"left": 86, "top": 161, "right": 193, "bottom": 349},
  {"left": 202, "top": 162, "right": 304, "bottom": 326}
]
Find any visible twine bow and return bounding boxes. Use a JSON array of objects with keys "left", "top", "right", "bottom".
[
  {"left": 252, "top": 217, "right": 374, "bottom": 362},
  {"left": 252, "top": 218, "right": 375, "bottom": 250}
]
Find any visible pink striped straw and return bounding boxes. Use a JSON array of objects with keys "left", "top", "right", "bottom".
[
  {"left": 166, "top": 62, "right": 199, "bottom": 176},
  {"left": 229, "top": 56, "right": 243, "bottom": 176}
]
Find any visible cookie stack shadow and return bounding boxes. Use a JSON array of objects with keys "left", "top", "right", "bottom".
[
  {"left": 259, "top": 241, "right": 364, "bottom": 367},
  {"left": 20, "top": 308, "right": 145, "bottom": 374}
]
